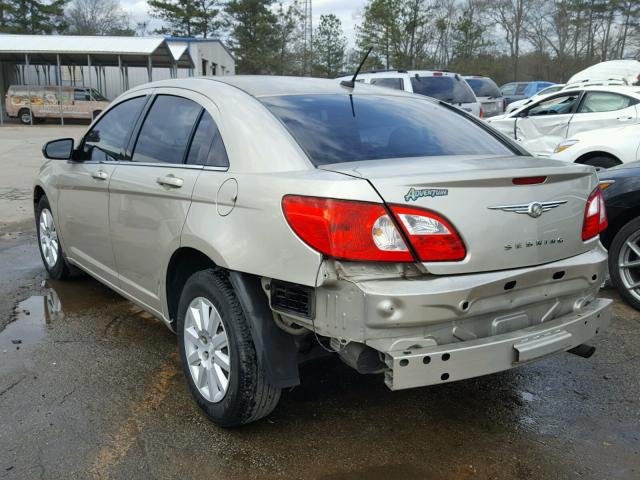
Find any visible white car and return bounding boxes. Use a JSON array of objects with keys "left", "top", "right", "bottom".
[
  {"left": 505, "top": 84, "right": 565, "bottom": 113},
  {"left": 552, "top": 124, "right": 640, "bottom": 168},
  {"left": 567, "top": 59, "right": 640, "bottom": 87},
  {"left": 337, "top": 70, "right": 482, "bottom": 117},
  {"left": 486, "top": 86, "right": 640, "bottom": 159}
]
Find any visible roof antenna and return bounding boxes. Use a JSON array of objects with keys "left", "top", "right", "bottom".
[{"left": 341, "top": 46, "right": 373, "bottom": 88}]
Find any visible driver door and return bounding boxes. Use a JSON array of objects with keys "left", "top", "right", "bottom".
[
  {"left": 515, "top": 91, "right": 581, "bottom": 156},
  {"left": 55, "top": 95, "right": 148, "bottom": 286}
]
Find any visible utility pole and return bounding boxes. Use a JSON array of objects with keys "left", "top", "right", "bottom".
[{"left": 303, "top": 0, "right": 313, "bottom": 75}]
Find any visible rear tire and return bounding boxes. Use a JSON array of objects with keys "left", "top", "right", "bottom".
[
  {"left": 36, "top": 196, "right": 75, "bottom": 280},
  {"left": 582, "top": 156, "right": 620, "bottom": 169},
  {"left": 608, "top": 216, "right": 640, "bottom": 310},
  {"left": 177, "top": 269, "right": 281, "bottom": 427},
  {"left": 18, "top": 108, "right": 32, "bottom": 125}
]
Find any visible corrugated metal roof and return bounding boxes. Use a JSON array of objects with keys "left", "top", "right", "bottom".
[{"left": 0, "top": 34, "right": 165, "bottom": 55}]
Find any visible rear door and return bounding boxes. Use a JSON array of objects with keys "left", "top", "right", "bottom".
[
  {"left": 516, "top": 91, "right": 581, "bottom": 155},
  {"left": 566, "top": 91, "right": 639, "bottom": 138},
  {"left": 108, "top": 90, "right": 207, "bottom": 314}
]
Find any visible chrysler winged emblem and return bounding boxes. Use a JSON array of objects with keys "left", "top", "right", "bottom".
[{"left": 488, "top": 200, "right": 567, "bottom": 218}]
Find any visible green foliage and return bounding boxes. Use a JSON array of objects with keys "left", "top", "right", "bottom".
[
  {"left": 225, "top": 0, "right": 279, "bottom": 74},
  {"left": 0, "top": 0, "right": 68, "bottom": 33},
  {"left": 313, "top": 14, "right": 346, "bottom": 77},
  {"left": 149, "top": 0, "right": 221, "bottom": 38}
]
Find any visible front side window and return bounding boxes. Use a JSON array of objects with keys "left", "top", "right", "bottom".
[
  {"left": 370, "top": 77, "right": 404, "bottom": 90},
  {"left": 501, "top": 83, "right": 516, "bottom": 95},
  {"left": 527, "top": 93, "right": 580, "bottom": 116},
  {"left": 515, "top": 83, "right": 528, "bottom": 95},
  {"left": 81, "top": 96, "right": 146, "bottom": 161},
  {"left": 578, "top": 92, "right": 636, "bottom": 113},
  {"left": 186, "top": 111, "right": 229, "bottom": 168},
  {"left": 261, "top": 94, "right": 514, "bottom": 166},
  {"left": 74, "top": 89, "right": 89, "bottom": 101},
  {"left": 410, "top": 76, "right": 476, "bottom": 104},
  {"left": 132, "top": 95, "right": 202, "bottom": 164}
]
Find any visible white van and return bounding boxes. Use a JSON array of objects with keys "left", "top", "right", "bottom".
[
  {"left": 337, "top": 70, "right": 482, "bottom": 117},
  {"left": 5, "top": 85, "right": 110, "bottom": 124}
]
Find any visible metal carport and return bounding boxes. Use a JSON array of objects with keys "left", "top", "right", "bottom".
[{"left": 0, "top": 35, "right": 195, "bottom": 125}]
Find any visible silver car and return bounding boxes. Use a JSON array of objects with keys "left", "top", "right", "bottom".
[{"left": 35, "top": 76, "right": 611, "bottom": 427}]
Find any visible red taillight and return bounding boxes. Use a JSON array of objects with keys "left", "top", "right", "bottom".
[
  {"left": 479, "top": 106, "right": 484, "bottom": 118},
  {"left": 513, "top": 176, "right": 547, "bottom": 185},
  {"left": 581, "top": 188, "right": 607, "bottom": 241},
  {"left": 282, "top": 196, "right": 467, "bottom": 262},
  {"left": 433, "top": 71, "right": 443, "bottom": 76},
  {"left": 389, "top": 205, "right": 466, "bottom": 261},
  {"left": 282, "top": 195, "right": 413, "bottom": 262}
]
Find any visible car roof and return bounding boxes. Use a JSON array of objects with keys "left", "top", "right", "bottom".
[
  {"left": 569, "top": 85, "right": 640, "bottom": 97},
  {"left": 129, "top": 75, "right": 408, "bottom": 98}
]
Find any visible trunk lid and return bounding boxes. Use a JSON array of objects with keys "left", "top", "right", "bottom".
[{"left": 320, "top": 155, "right": 598, "bottom": 275}]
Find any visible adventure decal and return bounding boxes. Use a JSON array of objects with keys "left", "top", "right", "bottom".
[{"left": 404, "top": 187, "right": 449, "bottom": 202}]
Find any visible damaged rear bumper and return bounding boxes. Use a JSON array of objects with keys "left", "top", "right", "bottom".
[{"left": 383, "top": 297, "right": 611, "bottom": 390}]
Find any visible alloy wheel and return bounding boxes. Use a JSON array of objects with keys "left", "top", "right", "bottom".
[
  {"left": 183, "top": 296, "right": 231, "bottom": 403},
  {"left": 39, "top": 208, "right": 59, "bottom": 268},
  {"left": 618, "top": 229, "right": 640, "bottom": 303}
]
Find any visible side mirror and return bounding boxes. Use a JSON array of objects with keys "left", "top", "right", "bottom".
[
  {"left": 518, "top": 110, "right": 529, "bottom": 118},
  {"left": 42, "top": 138, "right": 74, "bottom": 160}
]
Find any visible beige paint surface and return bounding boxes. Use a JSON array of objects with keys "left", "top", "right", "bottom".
[{"left": 0, "top": 124, "right": 85, "bottom": 232}]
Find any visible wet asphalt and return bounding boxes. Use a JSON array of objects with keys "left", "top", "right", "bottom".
[{"left": 0, "top": 228, "right": 638, "bottom": 480}]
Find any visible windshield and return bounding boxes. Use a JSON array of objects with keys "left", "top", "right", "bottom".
[
  {"left": 410, "top": 76, "right": 477, "bottom": 104},
  {"left": 466, "top": 78, "right": 501, "bottom": 98},
  {"left": 261, "top": 94, "right": 514, "bottom": 166},
  {"left": 89, "top": 88, "right": 108, "bottom": 101}
]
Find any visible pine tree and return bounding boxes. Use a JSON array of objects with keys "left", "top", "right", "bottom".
[
  {"left": 0, "top": 0, "right": 67, "bottom": 34},
  {"left": 148, "top": 0, "right": 221, "bottom": 38},
  {"left": 225, "top": 0, "right": 279, "bottom": 74},
  {"left": 313, "top": 14, "right": 346, "bottom": 77}
]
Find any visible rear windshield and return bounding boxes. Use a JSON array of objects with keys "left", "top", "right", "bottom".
[
  {"left": 261, "top": 94, "right": 514, "bottom": 166},
  {"left": 410, "top": 76, "right": 476, "bottom": 104},
  {"left": 466, "top": 78, "right": 501, "bottom": 98}
]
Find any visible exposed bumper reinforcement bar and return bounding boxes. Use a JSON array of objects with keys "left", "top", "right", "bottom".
[{"left": 383, "top": 298, "right": 611, "bottom": 390}]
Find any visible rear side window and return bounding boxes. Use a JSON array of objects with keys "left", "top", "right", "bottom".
[
  {"left": 262, "top": 94, "right": 513, "bottom": 166},
  {"left": 132, "top": 95, "right": 201, "bottom": 164},
  {"left": 515, "top": 83, "right": 528, "bottom": 95},
  {"left": 578, "top": 92, "right": 637, "bottom": 113},
  {"left": 186, "top": 111, "right": 229, "bottom": 168},
  {"left": 410, "top": 76, "right": 476, "bottom": 104},
  {"left": 82, "top": 96, "right": 146, "bottom": 161},
  {"left": 370, "top": 77, "right": 404, "bottom": 90},
  {"left": 466, "top": 78, "right": 501, "bottom": 98}
]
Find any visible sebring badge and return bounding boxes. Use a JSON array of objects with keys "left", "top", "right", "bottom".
[{"left": 487, "top": 200, "right": 567, "bottom": 218}]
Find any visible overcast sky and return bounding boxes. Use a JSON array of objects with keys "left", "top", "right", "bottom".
[{"left": 120, "top": 0, "right": 367, "bottom": 46}]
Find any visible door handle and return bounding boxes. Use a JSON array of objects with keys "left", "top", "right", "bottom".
[
  {"left": 91, "top": 170, "right": 108, "bottom": 180},
  {"left": 617, "top": 116, "right": 633, "bottom": 121},
  {"left": 156, "top": 175, "right": 184, "bottom": 188}
]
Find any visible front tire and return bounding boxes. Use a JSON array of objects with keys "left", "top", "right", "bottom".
[
  {"left": 608, "top": 216, "right": 640, "bottom": 310},
  {"left": 36, "top": 196, "right": 74, "bottom": 279},
  {"left": 177, "top": 269, "right": 281, "bottom": 427}
]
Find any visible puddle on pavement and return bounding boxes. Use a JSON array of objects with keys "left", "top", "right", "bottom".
[{"left": 0, "top": 290, "right": 62, "bottom": 351}]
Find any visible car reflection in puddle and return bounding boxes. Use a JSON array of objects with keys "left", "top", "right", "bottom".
[{"left": 0, "top": 289, "right": 62, "bottom": 351}]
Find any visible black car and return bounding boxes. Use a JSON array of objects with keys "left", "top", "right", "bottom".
[{"left": 599, "top": 162, "right": 640, "bottom": 309}]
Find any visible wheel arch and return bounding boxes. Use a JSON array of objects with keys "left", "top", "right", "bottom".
[
  {"left": 575, "top": 151, "right": 622, "bottom": 167},
  {"left": 164, "top": 246, "right": 300, "bottom": 389},
  {"left": 600, "top": 207, "right": 640, "bottom": 250},
  {"left": 33, "top": 185, "right": 46, "bottom": 213}
]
